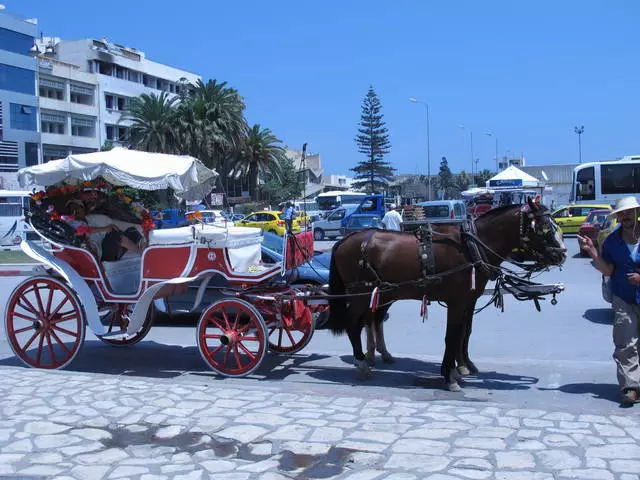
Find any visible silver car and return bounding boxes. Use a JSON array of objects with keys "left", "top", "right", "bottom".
[{"left": 312, "top": 204, "right": 359, "bottom": 240}]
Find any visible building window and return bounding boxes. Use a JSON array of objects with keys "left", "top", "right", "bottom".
[
  {"left": 9, "top": 103, "right": 37, "bottom": 131},
  {"left": 0, "top": 63, "right": 35, "bottom": 95},
  {"left": 105, "top": 94, "right": 114, "bottom": 110},
  {"left": 0, "top": 140, "right": 19, "bottom": 172},
  {"left": 71, "top": 116, "right": 95, "bottom": 137},
  {"left": 41, "top": 111, "right": 66, "bottom": 134},
  {"left": 0, "top": 27, "right": 33, "bottom": 56},
  {"left": 105, "top": 125, "right": 116, "bottom": 141},
  {"left": 25, "top": 143, "right": 38, "bottom": 166},
  {"left": 69, "top": 84, "right": 94, "bottom": 105},
  {"left": 43, "top": 145, "right": 69, "bottom": 163},
  {"left": 39, "top": 77, "right": 65, "bottom": 100},
  {"left": 117, "top": 126, "right": 130, "bottom": 142}
]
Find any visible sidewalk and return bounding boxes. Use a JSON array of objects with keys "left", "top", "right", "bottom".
[{"left": 1, "top": 366, "right": 639, "bottom": 479}]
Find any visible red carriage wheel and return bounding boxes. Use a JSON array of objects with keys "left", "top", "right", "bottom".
[
  {"left": 98, "top": 303, "right": 154, "bottom": 347},
  {"left": 268, "top": 301, "right": 315, "bottom": 354},
  {"left": 197, "top": 298, "right": 267, "bottom": 377},
  {"left": 5, "top": 276, "right": 86, "bottom": 369}
]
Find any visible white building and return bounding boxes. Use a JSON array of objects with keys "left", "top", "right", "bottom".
[
  {"left": 0, "top": 9, "right": 39, "bottom": 182},
  {"left": 324, "top": 174, "right": 353, "bottom": 190},
  {"left": 32, "top": 42, "right": 100, "bottom": 162},
  {"left": 38, "top": 36, "right": 200, "bottom": 152}
]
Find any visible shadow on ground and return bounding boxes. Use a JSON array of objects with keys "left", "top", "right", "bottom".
[
  {"left": 539, "top": 382, "right": 621, "bottom": 405},
  {"left": 583, "top": 308, "right": 613, "bottom": 325},
  {"left": 0, "top": 340, "right": 539, "bottom": 395}
]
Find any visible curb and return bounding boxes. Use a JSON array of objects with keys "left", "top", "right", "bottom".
[{"left": 0, "top": 263, "right": 43, "bottom": 276}]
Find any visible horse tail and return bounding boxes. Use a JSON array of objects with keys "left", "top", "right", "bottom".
[{"left": 327, "top": 239, "right": 348, "bottom": 334}]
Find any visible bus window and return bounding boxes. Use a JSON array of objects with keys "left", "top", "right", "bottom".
[
  {"left": 576, "top": 166, "right": 595, "bottom": 201},
  {"left": 0, "top": 203, "right": 23, "bottom": 217},
  {"left": 601, "top": 164, "right": 640, "bottom": 195}
]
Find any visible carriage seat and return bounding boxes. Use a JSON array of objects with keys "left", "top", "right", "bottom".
[
  {"left": 148, "top": 226, "right": 194, "bottom": 245},
  {"left": 102, "top": 252, "right": 142, "bottom": 294}
]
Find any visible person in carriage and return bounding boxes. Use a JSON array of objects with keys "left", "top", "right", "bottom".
[{"left": 63, "top": 198, "right": 144, "bottom": 261}]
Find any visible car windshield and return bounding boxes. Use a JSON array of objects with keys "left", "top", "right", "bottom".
[
  {"left": 586, "top": 211, "right": 608, "bottom": 225},
  {"left": 262, "top": 233, "right": 284, "bottom": 254}
]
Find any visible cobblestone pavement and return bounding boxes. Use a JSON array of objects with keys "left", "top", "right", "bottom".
[{"left": 1, "top": 367, "right": 640, "bottom": 479}]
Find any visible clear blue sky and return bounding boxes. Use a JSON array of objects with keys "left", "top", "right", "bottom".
[{"left": 10, "top": 0, "right": 640, "bottom": 176}]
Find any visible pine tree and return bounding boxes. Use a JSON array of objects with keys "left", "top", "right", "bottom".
[
  {"left": 352, "top": 86, "right": 394, "bottom": 193},
  {"left": 436, "top": 156, "right": 456, "bottom": 199}
]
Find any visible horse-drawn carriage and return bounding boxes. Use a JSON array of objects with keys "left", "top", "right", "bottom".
[
  {"left": 4, "top": 149, "right": 567, "bottom": 390},
  {"left": 4, "top": 149, "right": 324, "bottom": 376}
]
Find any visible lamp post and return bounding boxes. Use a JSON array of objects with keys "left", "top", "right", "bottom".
[
  {"left": 458, "top": 125, "right": 474, "bottom": 182},
  {"left": 409, "top": 97, "right": 431, "bottom": 200},
  {"left": 574, "top": 125, "right": 584, "bottom": 164},
  {"left": 485, "top": 131, "right": 498, "bottom": 172},
  {"left": 28, "top": 43, "right": 43, "bottom": 165}
]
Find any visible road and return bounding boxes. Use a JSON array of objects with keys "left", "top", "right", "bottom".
[{"left": 2, "top": 236, "right": 639, "bottom": 479}]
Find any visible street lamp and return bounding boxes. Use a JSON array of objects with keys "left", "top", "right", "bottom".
[
  {"left": 458, "top": 125, "right": 474, "bottom": 182},
  {"left": 409, "top": 97, "right": 431, "bottom": 200},
  {"left": 485, "top": 131, "right": 499, "bottom": 172},
  {"left": 574, "top": 125, "right": 584, "bottom": 164}
]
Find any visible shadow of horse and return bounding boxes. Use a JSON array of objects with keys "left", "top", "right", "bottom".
[{"left": 583, "top": 308, "right": 613, "bottom": 325}]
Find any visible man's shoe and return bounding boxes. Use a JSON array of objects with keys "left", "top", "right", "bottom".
[{"left": 621, "top": 389, "right": 640, "bottom": 405}]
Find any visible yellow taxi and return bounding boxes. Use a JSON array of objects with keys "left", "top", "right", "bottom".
[
  {"left": 596, "top": 216, "right": 617, "bottom": 251},
  {"left": 551, "top": 204, "right": 611, "bottom": 234},
  {"left": 296, "top": 211, "right": 311, "bottom": 230},
  {"left": 237, "top": 210, "right": 300, "bottom": 236}
]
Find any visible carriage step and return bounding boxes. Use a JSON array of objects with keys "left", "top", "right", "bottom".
[{"left": 99, "top": 330, "right": 127, "bottom": 338}]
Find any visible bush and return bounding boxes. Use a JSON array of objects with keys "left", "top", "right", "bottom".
[{"left": 234, "top": 202, "right": 271, "bottom": 215}]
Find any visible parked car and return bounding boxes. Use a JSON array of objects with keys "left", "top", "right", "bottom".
[
  {"left": 340, "top": 214, "right": 382, "bottom": 235},
  {"left": 237, "top": 210, "right": 300, "bottom": 236},
  {"left": 312, "top": 204, "right": 359, "bottom": 240},
  {"left": 186, "top": 209, "right": 233, "bottom": 226},
  {"left": 551, "top": 204, "right": 611, "bottom": 234},
  {"left": 597, "top": 216, "right": 618, "bottom": 251},
  {"left": 578, "top": 209, "right": 610, "bottom": 256},
  {"left": 418, "top": 200, "right": 467, "bottom": 223},
  {"left": 154, "top": 232, "right": 330, "bottom": 315}
]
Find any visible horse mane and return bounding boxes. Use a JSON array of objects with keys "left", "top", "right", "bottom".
[{"left": 475, "top": 203, "right": 522, "bottom": 224}]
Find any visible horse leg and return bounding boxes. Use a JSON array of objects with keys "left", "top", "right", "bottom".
[
  {"left": 441, "top": 302, "right": 465, "bottom": 392},
  {"left": 347, "top": 299, "right": 373, "bottom": 380},
  {"left": 365, "top": 320, "right": 376, "bottom": 366},
  {"left": 374, "top": 306, "right": 395, "bottom": 364},
  {"left": 457, "top": 300, "right": 480, "bottom": 376}
]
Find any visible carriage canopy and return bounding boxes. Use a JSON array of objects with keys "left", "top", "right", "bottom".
[{"left": 18, "top": 148, "right": 217, "bottom": 201}]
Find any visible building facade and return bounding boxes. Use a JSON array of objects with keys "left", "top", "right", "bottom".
[
  {"left": 0, "top": 10, "right": 39, "bottom": 184},
  {"left": 38, "top": 36, "right": 200, "bottom": 152}
]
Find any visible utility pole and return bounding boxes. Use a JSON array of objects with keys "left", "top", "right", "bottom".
[{"left": 574, "top": 125, "right": 584, "bottom": 164}]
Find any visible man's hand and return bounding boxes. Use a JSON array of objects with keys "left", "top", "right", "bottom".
[
  {"left": 577, "top": 234, "right": 597, "bottom": 258},
  {"left": 628, "top": 272, "right": 640, "bottom": 286}
]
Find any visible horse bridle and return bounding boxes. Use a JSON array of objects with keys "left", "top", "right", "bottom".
[{"left": 519, "top": 206, "right": 565, "bottom": 265}]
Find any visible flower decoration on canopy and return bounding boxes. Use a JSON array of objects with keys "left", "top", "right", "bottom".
[{"left": 30, "top": 177, "right": 155, "bottom": 233}]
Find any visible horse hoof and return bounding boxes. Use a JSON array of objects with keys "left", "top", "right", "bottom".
[
  {"left": 382, "top": 353, "right": 396, "bottom": 364},
  {"left": 355, "top": 359, "right": 373, "bottom": 381},
  {"left": 366, "top": 354, "right": 376, "bottom": 367},
  {"left": 447, "top": 381, "right": 462, "bottom": 392},
  {"left": 466, "top": 361, "right": 480, "bottom": 375},
  {"left": 457, "top": 365, "right": 471, "bottom": 376}
]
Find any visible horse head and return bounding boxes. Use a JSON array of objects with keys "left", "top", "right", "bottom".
[{"left": 520, "top": 196, "right": 567, "bottom": 267}]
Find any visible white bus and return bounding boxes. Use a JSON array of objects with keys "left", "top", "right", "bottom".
[
  {"left": 0, "top": 190, "right": 33, "bottom": 246},
  {"left": 315, "top": 191, "right": 368, "bottom": 216},
  {"left": 570, "top": 156, "right": 640, "bottom": 204}
]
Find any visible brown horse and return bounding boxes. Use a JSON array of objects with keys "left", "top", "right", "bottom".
[{"left": 327, "top": 200, "right": 566, "bottom": 391}]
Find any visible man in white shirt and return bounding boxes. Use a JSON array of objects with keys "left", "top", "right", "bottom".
[{"left": 381, "top": 203, "right": 403, "bottom": 231}]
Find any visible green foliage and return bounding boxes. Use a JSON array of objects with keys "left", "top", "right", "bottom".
[
  {"left": 234, "top": 202, "right": 269, "bottom": 215},
  {"left": 260, "top": 154, "right": 303, "bottom": 203},
  {"left": 100, "top": 141, "right": 114, "bottom": 152},
  {"left": 455, "top": 170, "right": 471, "bottom": 193},
  {"left": 477, "top": 169, "right": 494, "bottom": 186},
  {"left": 232, "top": 124, "right": 287, "bottom": 201},
  {"left": 435, "top": 157, "right": 460, "bottom": 199},
  {"left": 352, "top": 86, "right": 394, "bottom": 193}
]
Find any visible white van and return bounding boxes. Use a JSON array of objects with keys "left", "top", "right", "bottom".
[{"left": 0, "top": 190, "right": 33, "bottom": 246}]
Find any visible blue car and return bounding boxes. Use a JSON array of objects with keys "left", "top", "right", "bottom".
[{"left": 155, "top": 232, "right": 330, "bottom": 315}]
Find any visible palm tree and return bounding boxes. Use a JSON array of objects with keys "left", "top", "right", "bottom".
[
  {"left": 124, "top": 92, "right": 178, "bottom": 153},
  {"left": 177, "top": 79, "right": 247, "bottom": 171},
  {"left": 233, "top": 124, "right": 287, "bottom": 201}
]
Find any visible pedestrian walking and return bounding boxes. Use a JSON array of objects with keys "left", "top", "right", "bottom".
[
  {"left": 579, "top": 196, "right": 640, "bottom": 405},
  {"left": 381, "top": 203, "right": 403, "bottom": 231}
]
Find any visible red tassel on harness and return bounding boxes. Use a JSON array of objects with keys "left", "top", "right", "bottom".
[
  {"left": 471, "top": 266, "right": 476, "bottom": 290},
  {"left": 369, "top": 287, "right": 379, "bottom": 312},
  {"left": 420, "top": 295, "right": 429, "bottom": 322}
]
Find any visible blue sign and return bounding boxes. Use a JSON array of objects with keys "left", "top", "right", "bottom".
[{"left": 489, "top": 179, "right": 523, "bottom": 187}]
